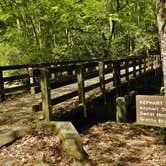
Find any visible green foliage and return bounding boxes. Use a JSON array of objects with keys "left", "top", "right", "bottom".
[
  {"left": 0, "top": 0, "right": 159, "bottom": 65},
  {"left": 0, "top": 44, "right": 22, "bottom": 65}
]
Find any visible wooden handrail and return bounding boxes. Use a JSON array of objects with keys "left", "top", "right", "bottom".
[
  {"left": 0, "top": 55, "right": 161, "bottom": 102},
  {"left": 38, "top": 55, "right": 162, "bottom": 120}
]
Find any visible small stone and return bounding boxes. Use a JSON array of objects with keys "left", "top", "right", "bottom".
[
  {"left": 38, "top": 114, "right": 45, "bottom": 120},
  {"left": 22, "top": 158, "right": 27, "bottom": 163}
]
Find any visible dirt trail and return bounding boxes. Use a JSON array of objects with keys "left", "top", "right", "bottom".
[
  {"left": 0, "top": 121, "right": 165, "bottom": 165},
  {"left": 81, "top": 121, "right": 166, "bottom": 166}
]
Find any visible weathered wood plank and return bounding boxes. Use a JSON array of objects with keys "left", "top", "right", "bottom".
[
  {"left": 52, "top": 91, "right": 78, "bottom": 105},
  {"left": 28, "top": 68, "right": 38, "bottom": 94},
  {"left": 113, "top": 61, "right": 121, "bottom": 97},
  {"left": 4, "top": 84, "right": 28, "bottom": 93},
  {"left": 98, "top": 61, "right": 106, "bottom": 104},
  {"left": 3, "top": 74, "right": 29, "bottom": 82},
  {"left": 40, "top": 68, "right": 52, "bottom": 121},
  {"left": 76, "top": 65, "right": 87, "bottom": 118}
]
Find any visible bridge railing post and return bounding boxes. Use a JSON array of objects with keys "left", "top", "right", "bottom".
[
  {"left": 133, "top": 59, "right": 136, "bottom": 78},
  {"left": 150, "top": 56, "right": 154, "bottom": 70},
  {"left": 26, "top": 67, "right": 31, "bottom": 91},
  {"left": 51, "top": 64, "right": 56, "bottom": 79},
  {"left": 154, "top": 55, "right": 158, "bottom": 69},
  {"left": 76, "top": 64, "right": 87, "bottom": 118},
  {"left": 158, "top": 55, "right": 161, "bottom": 66},
  {"left": 138, "top": 57, "right": 142, "bottom": 75},
  {"left": 147, "top": 56, "right": 151, "bottom": 71},
  {"left": 113, "top": 61, "right": 121, "bottom": 97},
  {"left": 159, "top": 54, "right": 162, "bottom": 67},
  {"left": 28, "top": 67, "right": 37, "bottom": 94},
  {"left": 143, "top": 57, "right": 147, "bottom": 73},
  {"left": 125, "top": 60, "right": 129, "bottom": 82},
  {"left": 98, "top": 61, "right": 106, "bottom": 104},
  {"left": 40, "top": 68, "right": 52, "bottom": 121},
  {"left": 148, "top": 56, "right": 153, "bottom": 71},
  {"left": 0, "top": 68, "right": 5, "bottom": 102}
]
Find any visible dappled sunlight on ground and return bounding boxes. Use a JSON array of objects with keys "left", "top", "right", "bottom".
[
  {"left": 81, "top": 121, "right": 166, "bottom": 166},
  {"left": 0, "top": 121, "right": 165, "bottom": 165}
]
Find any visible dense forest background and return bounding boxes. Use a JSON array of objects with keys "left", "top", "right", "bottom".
[{"left": 0, "top": 0, "right": 159, "bottom": 65}]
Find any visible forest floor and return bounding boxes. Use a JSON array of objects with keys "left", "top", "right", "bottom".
[{"left": 0, "top": 121, "right": 165, "bottom": 166}]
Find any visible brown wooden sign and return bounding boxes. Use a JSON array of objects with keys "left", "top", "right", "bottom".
[{"left": 136, "top": 95, "right": 166, "bottom": 127}]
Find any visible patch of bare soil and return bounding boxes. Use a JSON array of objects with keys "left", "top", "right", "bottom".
[{"left": 0, "top": 122, "right": 165, "bottom": 166}]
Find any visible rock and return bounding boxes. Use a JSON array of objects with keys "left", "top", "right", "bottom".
[
  {"left": 36, "top": 121, "right": 88, "bottom": 161},
  {"left": 38, "top": 114, "right": 45, "bottom": 120},
  {"left": 116, "top": 97, "right": 127, "bottom": 122},
  {"left": 0, "top": 127, "right": 30, "bottom": 147},
  {"left": 116, "top": 91, "right": 137, "bottom": 123},
  {"left": 160, "top": 87, "right": 165, "bottom": 95}
]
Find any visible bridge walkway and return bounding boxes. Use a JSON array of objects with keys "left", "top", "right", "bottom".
[{"left": 0, "top": 73, "right": 113, "bottom": 131}]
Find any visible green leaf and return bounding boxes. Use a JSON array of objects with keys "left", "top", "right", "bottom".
[
  {"left": 109, "top": 13, "right": 121, "bottom": 22},
  {"left": 0, "top": 13, "right": 12, "bottom": 21},
  {"left": 51, "top": 6, "right": 59, "bottom": 12}
]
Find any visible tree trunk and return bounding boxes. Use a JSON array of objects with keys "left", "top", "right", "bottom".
[{"left": 156, "top": 0, "right": 166, "bottom": 92}]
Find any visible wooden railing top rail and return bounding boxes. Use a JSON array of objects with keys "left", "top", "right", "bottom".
[
  {"left": 0, "top": 55, "right": 150, "bottom": 71},
  {"left": 0, "top": 54, "right": 161, "bottom": 102},
  {"left": 33, "top": 57, "right": 147, "bottom": 77},
  {"left": 0, "top": 59, "right": 99, "bottom": 71}
]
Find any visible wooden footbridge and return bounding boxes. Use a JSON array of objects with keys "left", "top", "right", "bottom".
[{"left": 0, "top": 55, "right": 162, "bottom": 130}]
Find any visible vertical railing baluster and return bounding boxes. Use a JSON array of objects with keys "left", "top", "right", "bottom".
[
  {"left": 144, "top": 57, "right": 147, "bottom": 73},
  {"left": 147, "top": 56, "right": 151, "bottom": 71},
  {"left": 51, "top": 64, "right": 56, "bottom": 79},
  {"left": 133, "top": 59, "right": 136, "bottom": 78},
  {"left": 139, "top": 57, "right": 142, "bottom": 75},
  {"left": 28, "top": 67, "right": 36, "bottom": 94},
  {"left": 113, "top": 61, "right": 121, "bottom": 97},
  {"left": 98, "top": 61, "right": 106, "bottom": 104},
  {"left": 125, "top": 60, "right": 129, "bottom": 82}
]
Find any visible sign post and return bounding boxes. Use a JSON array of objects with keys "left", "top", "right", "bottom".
[{"left": 136, "top": 95, "right": 166, "bottom": 127}]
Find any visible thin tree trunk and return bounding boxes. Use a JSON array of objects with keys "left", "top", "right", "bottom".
[
  {"left": 156, "top": 0, "right": 166, "bottom": 93},
  {"left": 66, "top": 28, "right": 74, "bottom": 45}
]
